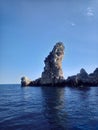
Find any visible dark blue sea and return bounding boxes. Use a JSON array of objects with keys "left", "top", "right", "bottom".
[{"left": 0, "top": 84, "right": 98, "bottom": 130}]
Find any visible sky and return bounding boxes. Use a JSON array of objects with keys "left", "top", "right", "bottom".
[{"left": 0, "top": 0, "right": 98, "bottom": 84}]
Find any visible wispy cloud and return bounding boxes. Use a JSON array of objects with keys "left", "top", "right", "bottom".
[
  {"left": 66, "top": 20, "right": 76, "bottom": 27},
  {"left": 86, "top": 7, "right": 94, "bottom": 16},
  {"left": 68, "top": 22, "right": 76, "bottom": 27},
  {"left": 71, "top": 22, "right": 76, "bottom": 26}
]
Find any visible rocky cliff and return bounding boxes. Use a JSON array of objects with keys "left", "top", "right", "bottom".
[
  {"left": 40, "top": 42, "right": 65, "bottom": 85},
  {"left": 21, "top": 42, "right": 65, "bottom": 86}
]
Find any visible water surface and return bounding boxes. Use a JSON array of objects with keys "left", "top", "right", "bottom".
[{"left": 0, "top": 84, "right": 98, "bottom": 130}]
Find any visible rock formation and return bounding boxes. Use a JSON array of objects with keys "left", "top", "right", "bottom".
[
  {"left": 41, "top": 42, "right": 65, "bottom": 85},
  {"left": 66, "top": 68, "right": 98, "bottom": 86},
  {"left": 21, "top": 42, "right": 98, "bottom": 87},
  {"left": 66, "top": 68, "right": 89, "bottom": 86},
  {"left": 75, "top": 68, "right": 89, "bottom": 84},
  {"left": 21, "top": 42, "right": 65, "bottom": 87},
  {"left": 88, "top": 68, "right": 98, "bottom": 85},
  {"left": 21, "top": 76, "right": 32, "bottom": 86}
]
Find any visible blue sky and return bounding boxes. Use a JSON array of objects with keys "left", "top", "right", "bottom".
[{"left": 0, "top": 0, "right": 98, "bottom": 84}]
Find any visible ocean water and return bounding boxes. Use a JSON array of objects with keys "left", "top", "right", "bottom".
[{"left": 0, "top": 85, "right": 98, "bottom": 130}]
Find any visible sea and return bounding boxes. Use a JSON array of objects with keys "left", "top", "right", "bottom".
[{"left": 0, "top": 84, "right": 98, "bottom": 130}]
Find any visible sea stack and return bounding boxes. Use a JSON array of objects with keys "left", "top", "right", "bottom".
[
  {"left": 21, "top": 41, "right": 98, "bottom": 87},
  {"left": 40, "top": 42, "right": 65, "bottom": 85}
]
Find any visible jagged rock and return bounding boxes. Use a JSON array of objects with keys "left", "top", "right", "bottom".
[
  {"left": 93, "top": 68, "right": 98, "bottom": 84},
  {"left": 33, "top": 78, "right": 41, "bottom": 86},
  {"left": 76, "top": 68, "right": 89, "bottom": 83},
  {"left": 40, "top": 42, "right": 65, "bottom": 85},
  {"left": 21, "top": 42, "right": 65, "bottom": 87},
  {"left": 66, "top": 75, "right": 77, "bottom": 86},
  {"left": 79, "top": 68, "right": 88, "bottom": 77},
  {"left": 94, "top": 68, "right": 98, "bottom": 76},
  {"left": 20, "top": 41, "right": 98, "bottom": 87},
  {"left": 89, "top": 68, "right": 98, "bottom": 85},
  {"left": 21, "top": 76, "right": 32, "bottom": 86},
  {"left": 90, "top": 68, "right": 98, "bottom": 77},
  {"left": 66, "top": 68, "right": 98, "bottom": 86},
  {"left": 66, "top": 68, "right": 89, "bottom": 86}
]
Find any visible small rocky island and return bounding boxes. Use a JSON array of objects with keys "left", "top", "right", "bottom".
[{"left": 21, "top": 42, "right": 98, "bottom": 87}]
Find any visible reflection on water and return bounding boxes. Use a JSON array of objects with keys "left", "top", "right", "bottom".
[
  {"left": 41, "top": 87, "right": 67, "bottom": 129},
  {"left": 0, "top": 85, "right": 98, "bottom": 130},
  {"left": 41, "top": 86, "right": 98, "bottom": 130}
]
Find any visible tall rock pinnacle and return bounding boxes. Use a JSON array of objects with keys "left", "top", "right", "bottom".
[{"left": 41, "top": 42, "right": 65, "bottom": 85}]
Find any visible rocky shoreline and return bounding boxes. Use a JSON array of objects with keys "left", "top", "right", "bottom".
[{"left": 21, "top": 42, "right": 98, "bottom": 87}]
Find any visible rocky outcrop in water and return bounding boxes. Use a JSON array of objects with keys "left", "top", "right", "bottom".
[
  {"left": 66, "top": 68, "right": 98, "bottom": 86},
  {"left": 40, "top": 42, "right": 65, "bottom": 85},
  {"left": 21, "top": 77, "right": 32, "bottom": 86},
  {"left": 21, "top": 42, "right": 65, "bottom": 87},
  {"left": 66, "top": 68, "right": 89, "bottom": 86},
  {"left": 21, "top": 42, "right": 98, "bottom": 87},
  {"left": 88, "top": 68, "right": 98, "bottom": 85}
]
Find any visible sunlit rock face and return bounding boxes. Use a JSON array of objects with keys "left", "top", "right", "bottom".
[
  {"left": 41, "top": 42, "right": 65, "bottom": 85},
  {"left": 21, "top": 76, "right": 31, "bottom": 86}
]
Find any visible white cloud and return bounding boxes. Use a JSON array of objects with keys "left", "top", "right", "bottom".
[
  {"left": 86, "top": 7, "right": 94, "bottom": 16},
  {"left": 71, "top": 22, "right": 76, "bottom": 26}
]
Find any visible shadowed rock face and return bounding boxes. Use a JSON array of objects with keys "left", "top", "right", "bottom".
[
  {"left": 76, "top": 68, "right": 89, "bottom": 82},
  {"left": 41, "top": 42, "right": 65, "bottom": 85},
  {"left": 66, "top": 68, "right": 88, "bottom": 86},
  {"left": 89, "top": 68, "right": 98, "bottom": 84},
  {"left": 66, "top": 68, "right": 98, "bottom": 86}
]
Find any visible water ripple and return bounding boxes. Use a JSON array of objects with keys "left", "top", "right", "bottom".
[{"left": 0, "top": 85, "right": 98, "bottom": 130}]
